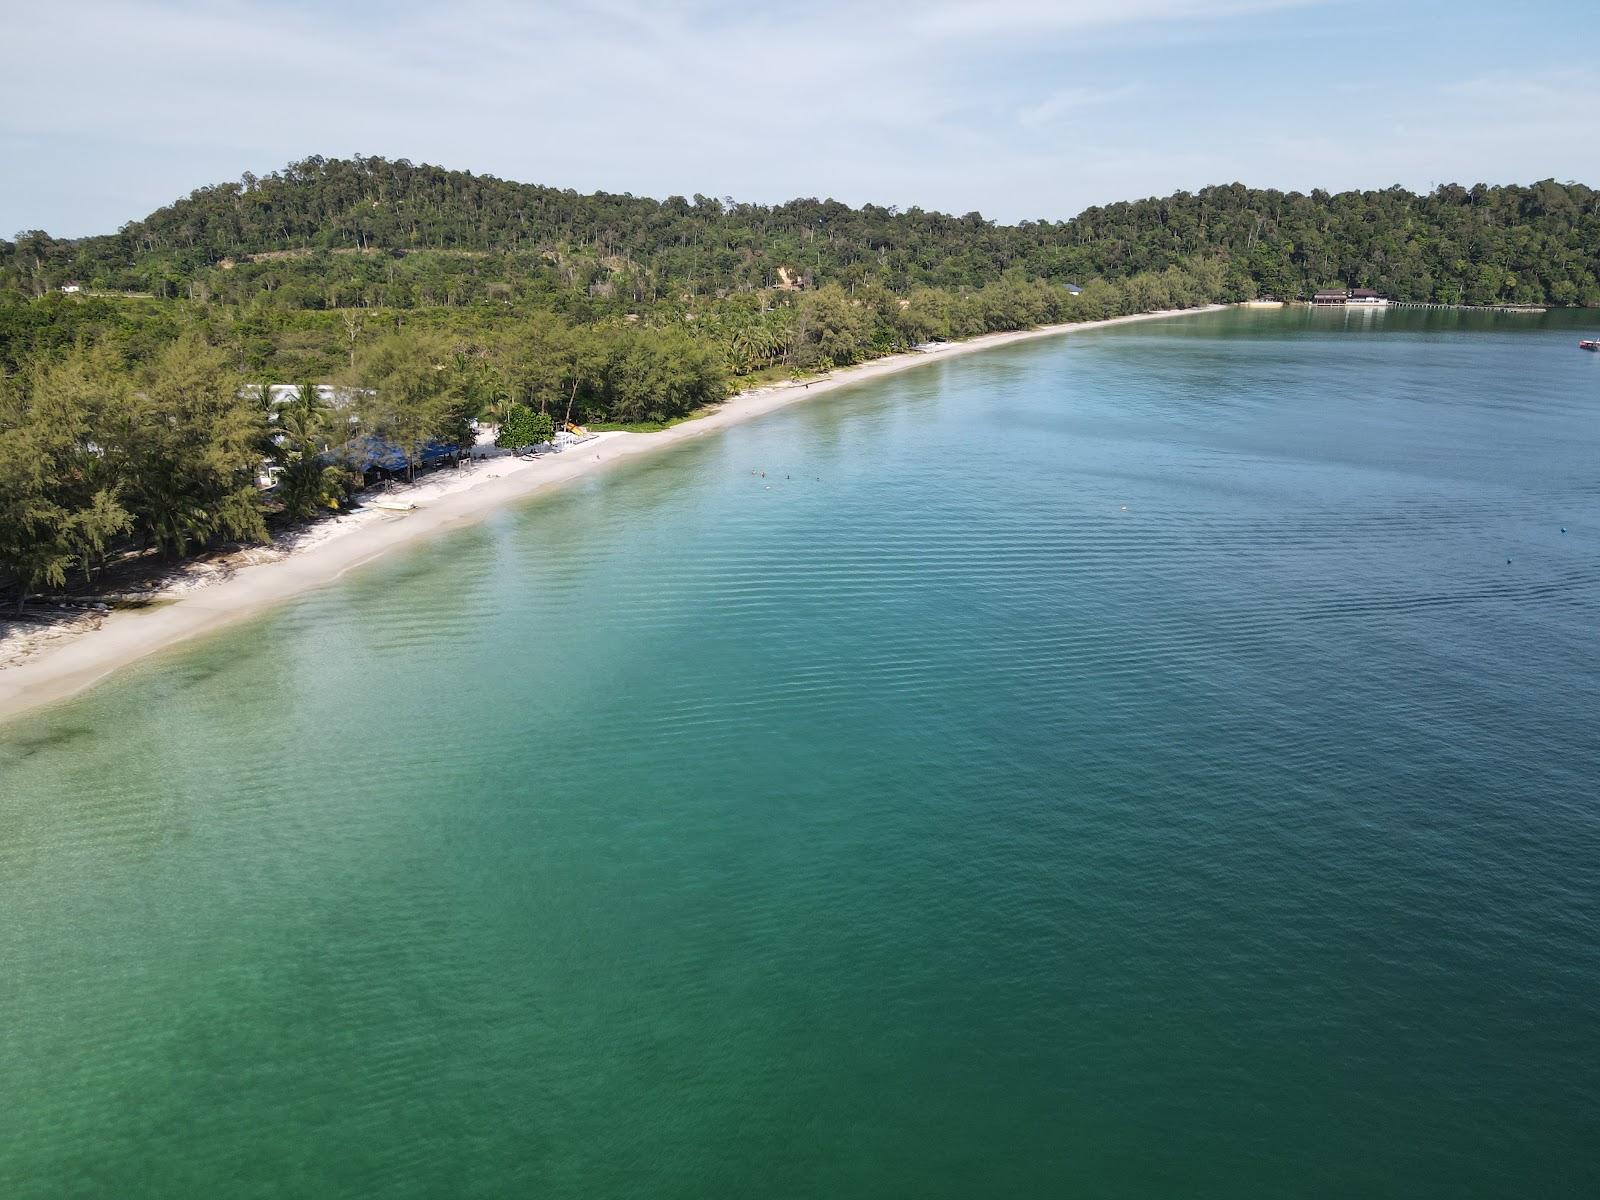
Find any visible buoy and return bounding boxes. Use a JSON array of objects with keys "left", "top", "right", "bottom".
[{"left": 1561, "top": 527, "right": 1567, "bottom": 533}]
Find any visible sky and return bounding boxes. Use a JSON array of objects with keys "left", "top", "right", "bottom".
[{"left": 4, "top": 0, "right": 1597, "bottom": 237}]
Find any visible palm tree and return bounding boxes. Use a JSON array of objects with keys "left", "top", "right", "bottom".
[
  {"left": 275, "top": 384, "right": 348, "bottom": 520},
  {"left": 726, "top": 318, "right": 786, "bottom": 373}
]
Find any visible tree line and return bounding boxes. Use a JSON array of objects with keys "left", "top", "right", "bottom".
[
  {"left": 6, "top": 157, "right": 1597, "bottom": 306},
  {"left": 0, "top": 258, "right": 1228, "bottom": 383},
  {"left": 0, "top": 317, "right": 730, "bottom": 607}
]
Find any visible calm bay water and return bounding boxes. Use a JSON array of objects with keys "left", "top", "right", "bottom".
[{"left": 3, "top": 308, "right": 1599, "bottom": 1197}]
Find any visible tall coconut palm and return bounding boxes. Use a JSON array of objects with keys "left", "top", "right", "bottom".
[{"left": 275, "top": 384, "right": 348, "bottom": 520}]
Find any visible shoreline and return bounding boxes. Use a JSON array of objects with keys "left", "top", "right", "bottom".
[{"left": 0, "top": 304, "right": 1224, "bottom": 724}]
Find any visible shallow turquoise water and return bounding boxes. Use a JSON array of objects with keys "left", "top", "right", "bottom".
[{"left": 4, "top": 308, "right": 1599, "bottom": 1197}]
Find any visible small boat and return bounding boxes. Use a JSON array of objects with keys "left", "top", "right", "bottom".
[
  {"left": 1580, "top": 339, "right": 1600, "bottom": 352},
  {"left": 371, "top": 499, "right": 416, "bottom": 512}
]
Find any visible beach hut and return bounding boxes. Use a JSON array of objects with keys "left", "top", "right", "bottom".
[{"left": 340, "top": 435, "right": 463, "bottom": 484}]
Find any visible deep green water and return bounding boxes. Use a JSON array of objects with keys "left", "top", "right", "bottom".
[{"left": 4, "top": 308, "right": 1599, "bottom": 1197}]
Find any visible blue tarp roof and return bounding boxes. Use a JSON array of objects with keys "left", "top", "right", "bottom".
[{"left": 338, "top": 436, "right": 459, "bottom": 472}]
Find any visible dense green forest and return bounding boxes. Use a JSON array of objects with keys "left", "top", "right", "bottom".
[
  {"left": 2, "top": 156, "right": 1596, "bottom": 607},
  {"left": 7, "top": 157, "right": 1598, "bottom": 307}
]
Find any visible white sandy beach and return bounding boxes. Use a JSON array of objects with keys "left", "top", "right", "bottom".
[{"left": 0, "top": 305, "right": 1223, "bottom": 722}]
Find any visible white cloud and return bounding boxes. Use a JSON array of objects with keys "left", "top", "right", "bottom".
[
  {"left": 2, "top": 0, "right": 1596, "bottom": 237},
  {"left": 915, "top": 0, "right": 1326, "bottom": 37},
  {"left": 1017, "top": 86, "right": 1140, "bottom": 130},
  {"left": 1441, "top": 68, "right": 1597, "bottom": 108}
]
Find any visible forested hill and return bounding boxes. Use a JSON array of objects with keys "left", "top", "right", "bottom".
[{"left": 5, "top": 157, "right": 1599, "bottom": 307}]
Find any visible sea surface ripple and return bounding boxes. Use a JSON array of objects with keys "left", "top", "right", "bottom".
[{"left": 2, "top": 308, "right": 1598, "bottom": 1198}]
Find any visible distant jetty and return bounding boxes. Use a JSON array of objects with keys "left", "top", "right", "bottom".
[
  {"left": 1387, "top": 301, "right": 1547, "bottom": 314},
  {"left": 1304, "top": 287, "right": 1546, "bottom": 315}
]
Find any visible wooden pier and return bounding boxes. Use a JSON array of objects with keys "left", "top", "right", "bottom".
[{"left": 1389, "top": 301, "right": 1547, "bottom": 314}]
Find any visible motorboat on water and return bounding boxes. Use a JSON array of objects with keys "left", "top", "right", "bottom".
[{"left": 1580, "top": 339, "right": 1600, "bottom": 352}]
